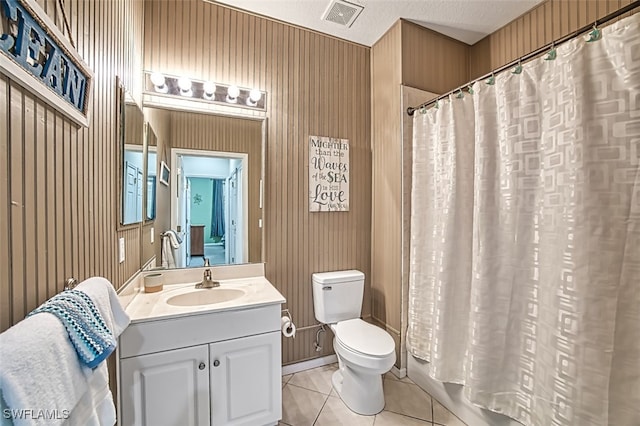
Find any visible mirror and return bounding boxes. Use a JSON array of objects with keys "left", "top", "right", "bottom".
[
  {"left": 145, "top": 124, "right": 157, "bottom": 222},
  {"left": 119, "top": 86, "right": 145, "bottom": 226},
  {"left": 142, "top": 106, "right": 264, "bottom": 269}
]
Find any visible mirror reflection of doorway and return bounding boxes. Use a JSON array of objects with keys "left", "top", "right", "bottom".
[{"left": 172, "top": 149, "right": 248, "bottom": 268}]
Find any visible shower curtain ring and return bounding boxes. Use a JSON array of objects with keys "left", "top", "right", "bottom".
[
  {"left": 545, "top": 42, "right": 557, "bottom": 61},
  {"left": 456, "top": 89, "right": 464, "bottom": 99},
  {"left": 586, "top": 23, "right": 602, "bottom": 42},
  {"left": 485, "top": 72, "right": 496, "bottom": 86},
  {"left": 512, "top": 59, "right": 523, "bottom": 75}
]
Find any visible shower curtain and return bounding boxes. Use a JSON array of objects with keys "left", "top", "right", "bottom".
[
  {"left": 210, "top": 179, "right": 225, "bottom": 238},
  {"left": 407, "top": 14, "right": 639, "bottom": 426}
]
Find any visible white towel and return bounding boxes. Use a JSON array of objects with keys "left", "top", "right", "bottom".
[
  {"left": 63, "top": 363, "right": 114, "bottom": 426},
  {"left": 0, "top": 277, "right": 129, "bottom": 426},
  {"left": 162, "top": 237, "right": 176, "bottom": 268},
  {"left": 164, "top": 230, "right": 182, "bottom": 249},
  {"left": 75, "top": 277, "right": 130, "bottom": 338}
]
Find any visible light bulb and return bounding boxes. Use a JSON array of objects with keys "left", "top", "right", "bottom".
[
  {"left": 227, "top": 85, "right": 240, "bottom": 98},
  {"left": 150, "top": 72, "right": 167, "bottom": 93},
  {"left": 178, "top": 77, "right": 192, "bottom": 92},
  {"left": 150, "top": 72, "right": 165, "bottom": 87},
  {"left": 203, "top": 81, "right": 216, "bottom": 96},
  {"left": 249, "top": 89, "right": 262, "bottom": 102}
]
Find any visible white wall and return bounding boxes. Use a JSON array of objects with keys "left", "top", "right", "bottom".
[
  {"left": 124, "top": 148, "right": 144, "bottom": 169},
  {"left": 183, "top": 156, "right": 231, "bottom": 178}
]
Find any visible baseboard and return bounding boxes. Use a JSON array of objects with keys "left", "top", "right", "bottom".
[
  {"left": 282, "top": 355, "right": 338, "bottom": 376},
  {"left": 390, "top": 365, "right": 407, "bottom": 379}
]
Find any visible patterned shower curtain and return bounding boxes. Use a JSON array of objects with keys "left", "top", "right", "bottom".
[{"left": 407, "top": 15, "right": 639, "bottom": 426}]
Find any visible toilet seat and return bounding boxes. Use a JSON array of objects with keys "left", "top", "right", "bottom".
[{"left": 332, "top": 319, "right": 395, "bottom": 358}]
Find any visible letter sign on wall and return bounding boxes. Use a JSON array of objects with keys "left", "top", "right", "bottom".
[
  {"left": 309, "top": 135, "right": 349, "bottom": 212},
  {"left": 0, "top": 0, "right": 93, "bottom": 126}
]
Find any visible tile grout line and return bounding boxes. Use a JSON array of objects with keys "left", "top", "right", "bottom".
[
  {"left": 311, "top": 392, "right": 331, "bottom": 426},
  {"left": 431, "top": 394, "right": 434, "bottom": 425},
  {"left": 383, "top": 408, "right": 434, "bottom": 424},
  {"left": 286, "top": 381, "right": 334, "bottom": 397}
]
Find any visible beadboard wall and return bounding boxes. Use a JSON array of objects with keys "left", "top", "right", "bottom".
[
  {"left": 470, "top": 0, "right": 637, "bottom": 79},
  {"left": 1, "top": 0, "right": 144, "bottom": 332},
  {"left": 371, "top": 20, "right": 469, "bottom": 368},
  {"left": 143, "top": 0, "right": 372, "bottom": 364}
]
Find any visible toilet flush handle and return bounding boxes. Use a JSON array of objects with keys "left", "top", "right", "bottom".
[{"left": 323, "top": 286, "right": 332, "bottom": 291}]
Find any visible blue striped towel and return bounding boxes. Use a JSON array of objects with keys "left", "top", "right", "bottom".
[{"left": 27, "top": 290, "right": 116, "bottom": 369}]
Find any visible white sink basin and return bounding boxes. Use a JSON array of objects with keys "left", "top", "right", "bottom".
[{"left": 166, "top": 288, "right": 246, "bottom": 307}]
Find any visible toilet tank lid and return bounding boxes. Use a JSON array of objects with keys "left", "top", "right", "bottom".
[{"left": 312, "top": 270, "right": 364, "bottom": 284}]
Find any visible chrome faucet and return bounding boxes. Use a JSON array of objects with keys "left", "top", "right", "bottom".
[{"left": 196, "top": 263, "right": 220, "bottom": 289}]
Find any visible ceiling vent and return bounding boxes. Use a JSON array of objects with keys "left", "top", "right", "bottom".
[{"left": 321, "top": 0, "right": 364, "bottom": 28}]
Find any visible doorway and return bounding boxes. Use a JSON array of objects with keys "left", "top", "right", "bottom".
[{"left": 171, "top": 149, "right": 248, "bottom": 268}]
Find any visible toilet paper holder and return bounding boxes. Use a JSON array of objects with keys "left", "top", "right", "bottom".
[
  {"left": 282, "top": 308, "right": 293, "bottom": 323},
  {"left": 281, "top": 309, "right": 296, "bottom": 338}
]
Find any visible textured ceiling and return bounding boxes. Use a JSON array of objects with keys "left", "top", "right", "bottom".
[{"left": 211, "top": 0, "right": 545, "bottom": 46}]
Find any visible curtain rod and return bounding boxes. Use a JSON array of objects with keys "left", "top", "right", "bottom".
[{"left": 407, "top": 1, "right": 640, "bottom": 116}]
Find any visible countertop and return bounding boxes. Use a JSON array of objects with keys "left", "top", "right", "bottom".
[{"left": 121, "top": 266, "right": 285, "bottom": 323}]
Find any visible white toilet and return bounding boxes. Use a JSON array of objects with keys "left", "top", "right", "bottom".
[{"left": 312, "top": 270, "right": 396, "bottom": 415}]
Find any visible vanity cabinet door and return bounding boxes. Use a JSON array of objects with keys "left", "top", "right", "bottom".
[
  {"left": 209, "top": 331, "right": 281, "bottom": 426},
  {"left": 120, "top": 345, "right": 211, "bottom": 426}
]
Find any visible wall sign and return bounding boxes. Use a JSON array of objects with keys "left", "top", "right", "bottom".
[
  {"left": 0, "top": 0, "right": 93, "bottom": 126},
  {"left": 309, "top": 136, "right": 349, "bottom": 212}
]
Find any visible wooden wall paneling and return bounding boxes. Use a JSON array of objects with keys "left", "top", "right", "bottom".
[
  {"left": 371, "top": 21, "right": 402, "bottom": 345},
  {"left": 63, "top": 120, "right": 72, "bottom": 288},
  {"left": 10, "top": 85, "right": 25, "bottom": 324},
  {"left": 149, "top": 0, "right": 371, "bottom": 365},
  {"left": 23, "top": 91, "right": 36, "bottom": 316},
  {"left": 523, "top": 13, "right": 531, "bottom": 57},
  {"left": 469, "top": 37, "right": 490, "bottom": 80},
  {"left": 400, "top": 21, "right": 470, "bottom": 95},
  {"left": 0, "top": 76, "right": 9, "bottom": 331},
  {"left": 54, "top": 114, "right": 65, "bottom": 291},
  {"left": 2, "top": 0, "right": 145, "bottom": 332},
  {"left": 34, "top": 101, "right": 47, "bottom": 303},
  {"left": 44, "top": 108, "right": 56, "bottom": 303},
  {"left": 143, "top": 107, "right": 172, "bottom": 262},
  {"left": 469, "top": 0, "right": 638, "bottom": 79},
  {"left": 619, "top": 0, "right": 633, "bottom": 20}
]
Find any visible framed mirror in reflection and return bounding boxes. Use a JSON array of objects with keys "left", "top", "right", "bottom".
[
  {"left": 119, "top": 84, "right": 145, "bottom": 226},
  {"left": 142, "top": 106, "right": 264, "bottom": 270}
]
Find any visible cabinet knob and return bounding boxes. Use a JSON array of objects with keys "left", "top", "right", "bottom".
[
  {"left": 199, "top": 362, "right": 206, "bottom": 370},
  {"left": 213, "top": 360, "right": 220, "bottom": 367}
]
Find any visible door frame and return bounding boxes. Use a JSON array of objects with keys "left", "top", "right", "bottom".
[{"left": 171, "top": 148, "right": 249, "bottom": 265}]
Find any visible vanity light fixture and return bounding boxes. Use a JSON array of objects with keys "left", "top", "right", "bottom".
[
  {"left": 144, "top": 71, "right": 267, "bottom": 111},
  {"left": 150, "top": 72, "right": 168, "bottom": 93},
  {"left": 177, "top": 77, "right": 192, "bottom": 96},
  {"left": 226, "top": 85, "right": 240, "bottom": 103}
]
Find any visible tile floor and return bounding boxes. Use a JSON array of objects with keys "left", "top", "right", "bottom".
[{"left": 279, "top": 364, "right": 467, "bottom": 426}]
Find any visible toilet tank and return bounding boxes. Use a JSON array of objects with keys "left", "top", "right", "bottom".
[{"left": 312, "top": 270, "right": 365, "bottom": 324}]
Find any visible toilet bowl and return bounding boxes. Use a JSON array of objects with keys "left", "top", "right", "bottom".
[
  {"left": 329, "top": 319, "right": 395, "bottom": 415},
  {"left": 312, "top": 270, "right": 396, "bottom": 415}
]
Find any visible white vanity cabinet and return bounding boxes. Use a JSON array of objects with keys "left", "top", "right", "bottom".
[
  {"left": 210, "top": 332, "right": 281, "bottom": 425},
  {"left": 120, "top": 345, "right": 211, "bottom": 426},
  {"left": 118, "top": 304, "right": 282, "bottom": 426}
]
